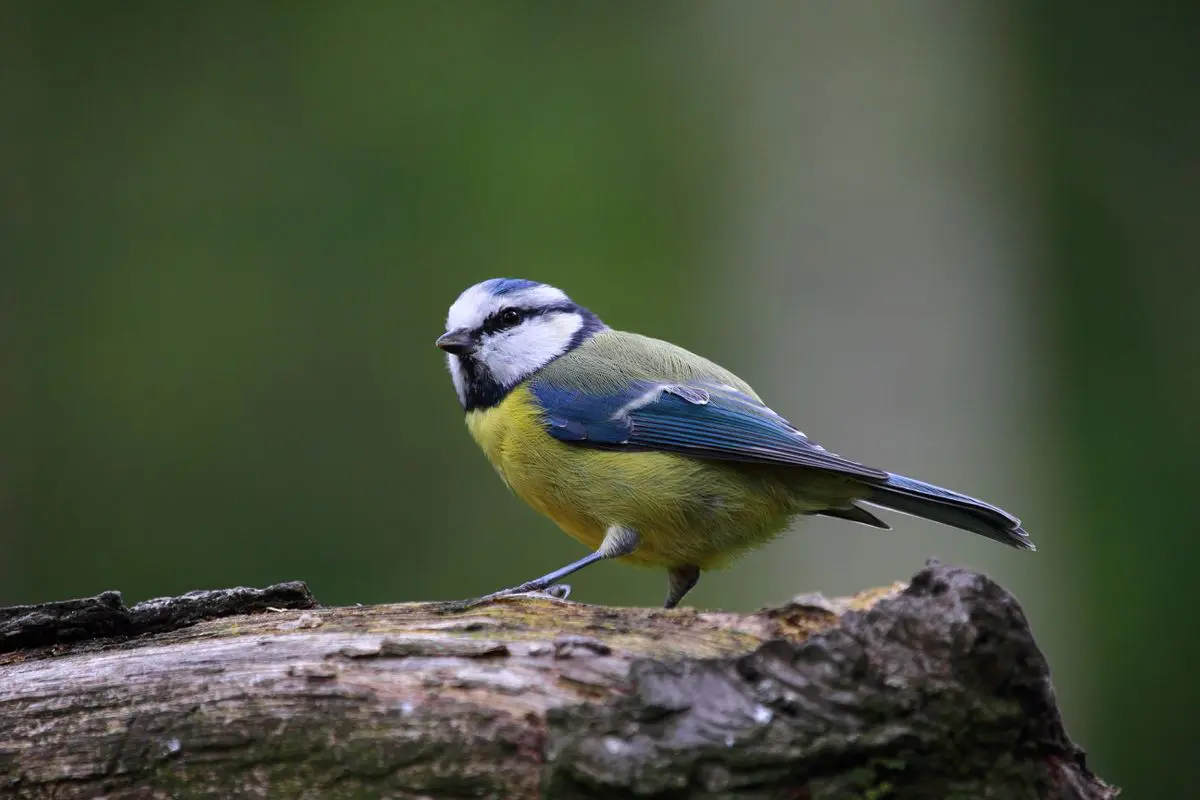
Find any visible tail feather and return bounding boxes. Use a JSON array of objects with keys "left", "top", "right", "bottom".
[
  {"left": 862, "top": 474, "right": 1035, "bottom": 551},
  {"left": 815, "top": 503, "right": 891, "bottom": 530}
]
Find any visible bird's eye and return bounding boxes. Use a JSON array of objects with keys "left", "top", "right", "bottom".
[{"left": 499, "top": 308, "right": 522, "bottom": 327}]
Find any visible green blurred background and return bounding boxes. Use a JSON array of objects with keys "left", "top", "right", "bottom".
[{"left": 4, "top": 3, "right": 1196, "bottom": 795}]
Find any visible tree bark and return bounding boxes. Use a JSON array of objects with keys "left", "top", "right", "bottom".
[{"left": 0, "top": 562, "right": 1115, "bottom": 799}]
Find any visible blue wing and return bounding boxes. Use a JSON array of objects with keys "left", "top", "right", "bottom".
[{"left": 529, "top": 378, "right": 888, "bottom": 481}]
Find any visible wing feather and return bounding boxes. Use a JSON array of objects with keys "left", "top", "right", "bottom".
[{"left": 530, "top": 377, "right": 886, "bottom": 480}]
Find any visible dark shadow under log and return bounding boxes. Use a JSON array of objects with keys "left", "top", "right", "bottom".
[{"left": 0, "top": 561, "right": 1116, "bottom": 799}]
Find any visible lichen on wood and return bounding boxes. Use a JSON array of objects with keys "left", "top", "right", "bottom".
[{"left": 0, "top": 562, "right": 1116, "bottom": 799}]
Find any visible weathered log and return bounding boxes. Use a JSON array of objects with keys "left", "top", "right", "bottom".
[{"left": 0, "top": 562, "right": 1115, "bottom": 799}]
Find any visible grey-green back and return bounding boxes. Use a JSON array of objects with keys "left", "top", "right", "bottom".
[{"left": 537, "top": 330, "right": 762, "bottom": 399}]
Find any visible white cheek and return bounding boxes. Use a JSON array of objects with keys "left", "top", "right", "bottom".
[{"left": 482, "top": 314, "right": 583, "bottom": 386}]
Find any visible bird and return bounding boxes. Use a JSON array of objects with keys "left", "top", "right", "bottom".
[{"left": 436, "top": 278, "right": 1034, "bottom": 609}]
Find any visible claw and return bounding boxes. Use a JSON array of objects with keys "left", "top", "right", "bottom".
[{"left": 439, "top": 583, "right": 573, "bottom": 614}]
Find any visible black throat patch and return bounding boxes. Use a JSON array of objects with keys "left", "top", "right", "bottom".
[{"left": 458, "top": 355, "right": 508, "bottom": 412}]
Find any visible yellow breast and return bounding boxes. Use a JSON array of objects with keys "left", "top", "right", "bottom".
[
  {"left": 465, "top": 386, "right": 609, "bottom": 552},
  {"left": 464, "top": 384, "right": 805, "bottom": 569}
]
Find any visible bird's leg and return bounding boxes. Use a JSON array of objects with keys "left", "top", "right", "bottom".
[
  {"left": 664, "top": 564, "right": 700, "bottom": 609},
  {"left": 445, "top": 526, "right": 640, "bottom": 611}
]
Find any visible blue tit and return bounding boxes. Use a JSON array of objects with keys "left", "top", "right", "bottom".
[{"left": 437, "top": 278, "right": 1034, "bottom": 609}]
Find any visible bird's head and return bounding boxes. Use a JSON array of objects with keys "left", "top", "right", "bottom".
[{"left": 437, "top": 279, "right": 606, "bottom": 410}]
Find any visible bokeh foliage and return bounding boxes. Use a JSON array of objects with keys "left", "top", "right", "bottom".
[{"left": 4, "top": 3, "right": 703, "bottom": 607}]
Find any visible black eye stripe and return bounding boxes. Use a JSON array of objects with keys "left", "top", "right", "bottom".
[
  {"left": 481, "top": 309, "right": 522, "bottom": 333},
  {"left": 480, "top": 304, "right": 571, "bottom": 334}
]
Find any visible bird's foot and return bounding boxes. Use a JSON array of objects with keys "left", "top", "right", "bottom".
[{"left": 439, "top": 582, "right": 571, "bottom": 613}]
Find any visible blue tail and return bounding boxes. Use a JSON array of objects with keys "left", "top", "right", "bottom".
[{"left": 862, "top": 474, "right": 1034, "bottom": 550}]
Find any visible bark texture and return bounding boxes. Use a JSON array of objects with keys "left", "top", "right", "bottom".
[{"left": 0, "top": 562, "right": 1115, "bottom": 799}]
